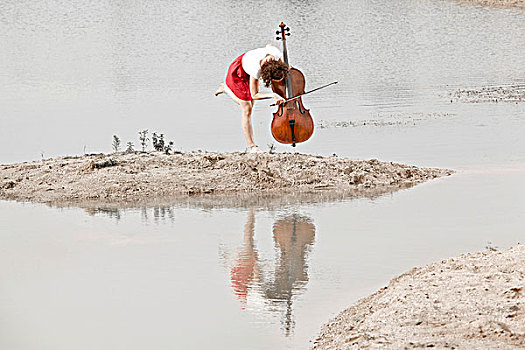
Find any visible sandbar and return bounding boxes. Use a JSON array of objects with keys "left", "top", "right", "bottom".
[
  {"left": 0, "top": 151, "right": 451, "bottom": 205},
  {"left": 313, "top": 244, "right": 524, "bottom": 349}
]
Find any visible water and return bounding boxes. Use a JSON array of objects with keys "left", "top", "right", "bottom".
[
  {"left": 0, "top": 0, "right": 524, "bottom": 165},
  {"left": 1, "top": 169, "right": 524, "bottom": 349},
  {"left": 1, "top": 0, "right": 524, "bottom": 349}
]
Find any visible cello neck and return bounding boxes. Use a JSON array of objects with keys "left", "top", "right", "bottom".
[
  {"left": 282, "top": 40, "right": 294, "bottom": 99},
  {"left": 281, "top": 36, "right": 290, "bottom": 66},
  {"left": 278, "top": 22, "right": 293, "bottom": 99}
]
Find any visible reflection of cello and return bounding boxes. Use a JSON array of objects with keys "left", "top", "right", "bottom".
[
  {"left": 266, "top": 215, "right": 315, "bottom": 299},
  {"left": 264, "top": 214, "right": 315, "bottom": 335},
  {"left": 229, "top": 210, "right": 315, "bottom": 335}
]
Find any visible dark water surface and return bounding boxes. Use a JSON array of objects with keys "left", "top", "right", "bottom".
[{"left": 1, "top": 0, "right": 524, "bottom": 349}]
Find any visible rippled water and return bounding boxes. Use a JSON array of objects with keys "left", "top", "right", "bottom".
[
  {"left": 1, "top": 0, "right": 524, "bottom": 349},
  {"left": 1, "top": 0, "right": 524, "bottom": 165}
]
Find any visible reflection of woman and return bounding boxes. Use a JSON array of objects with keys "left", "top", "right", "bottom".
[
  {"left": 215, "top": 45, "right": 288, "bottom": 152},
  {"left": 230, "top": 208, "right": 259, "bottom": 305},
  {"left": 229, "top": 210, "right": 315, "bottom": 334}
]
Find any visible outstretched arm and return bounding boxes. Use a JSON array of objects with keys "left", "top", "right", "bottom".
[{"left": 250, "top": 77, "right": 285, "bottom": 104}]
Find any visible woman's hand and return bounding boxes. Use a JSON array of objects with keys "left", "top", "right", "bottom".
[{"left": 273, "top": 93, "right": 286, "bottom": 105}]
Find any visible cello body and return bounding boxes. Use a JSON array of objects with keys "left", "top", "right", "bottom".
[
  {"left": 270, "top": 23, "right": 314, "bottom": 147},
  {"left": 271, "top": 69, "right": 314, "bottom": 145}
]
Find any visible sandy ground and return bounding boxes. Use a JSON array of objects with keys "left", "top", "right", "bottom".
[
  {"left": 458, "top": 0, "right": 525, "bottom": 8},
  {"left": 452, "top": 85, "right": 525, "bottom": 103},
  {"left": 318, "top": 113, "right": 455, "bottom": 129},
  {"left": 0, "top": 151, "right": 451, "bottom": 205},
  {"left": 312, "top": 244, "right": 525, "bottom": 349}
]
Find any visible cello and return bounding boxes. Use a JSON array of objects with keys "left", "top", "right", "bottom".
[{"left": 271, "top": 22, "right": 314, "bottom": 147}]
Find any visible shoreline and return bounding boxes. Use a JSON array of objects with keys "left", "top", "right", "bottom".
[
  {"left": 0, "top": 151, "right": 451, "bottom": 205},
  {"left": 312, "top": 244, "right": 524, "bottom": 349}
]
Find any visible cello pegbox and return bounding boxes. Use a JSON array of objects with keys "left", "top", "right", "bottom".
[{"left": 277, "top": 22, "right": 288, "bottom": 41}]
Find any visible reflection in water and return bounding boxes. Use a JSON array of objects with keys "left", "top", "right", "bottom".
[
  {"left": 230, "top": 209, "right": 315, "bottom": 336},
  {"left": 231, "top": 209, "right": 259, "bottom": 305},
  {"left": 265, "top": 214, "right": 315, "bottom": 335},
  {"left": 86, "top": 207, "right": 122, "bottom": 220},
  {"left": 66, "top": 183, "right": 414, "bottom": 218},
  {"left": 84, "top": 206, "right": 175, "bottom": 223}
]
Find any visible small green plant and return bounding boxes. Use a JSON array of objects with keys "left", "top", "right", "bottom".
[
  {"left": 152, "top": 132, "right": 175, "bottom": 154},
  {"left": 112, "top": 135, "right": 121, "bottom": 152},
  {"left": 138, "top": 130, "right": 149, "bottom": 152},
  {"left": 165, "top": 141, "right": 174, "bottom": 154},
  {"left": 152, "top": 132, "right": 165, "bottom": 151},
  {"left": 125, "top": 142, "right": 134, "bottom": 153},
  {"left": 267, "top": 142, "right": 276, "bottom": 154}
]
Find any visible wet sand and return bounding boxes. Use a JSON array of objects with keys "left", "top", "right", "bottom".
[
  {"left": 452, "top": 85, "right": 525, "bottom": 103},
  {"left": 0, "top": 151, "right": 451, "bottom": 204},
  {"left": 459, "top": 0, "right": 525, "bottom": 8},
  {"left": 318, "top": 113, "right": 455, "bottom": 129},
  {"left": 312, "top": 244, "right": 524, "bottom": 349}
]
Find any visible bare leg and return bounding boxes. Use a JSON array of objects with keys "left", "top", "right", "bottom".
[
  {"left": 220, "top": 83, "right": 261, "bottom": 151},
  {"left": 240, "top": 100, "right": 256, "bottom": 148},
  {"left": 215, "top": 82, "right": 225, "bottom": 96},
  {"left": 221, "top": 83, "right": 242, "bottom": 105}
]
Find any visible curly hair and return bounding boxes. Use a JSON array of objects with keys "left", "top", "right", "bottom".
[{"left": 260, "top": 59, "right": 289, "bottom": 87}]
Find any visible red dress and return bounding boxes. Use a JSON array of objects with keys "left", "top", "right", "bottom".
[{"left": 225, "top": 53, "right": 252, "bottom": 102}]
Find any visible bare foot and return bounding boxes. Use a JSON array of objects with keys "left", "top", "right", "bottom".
[
  {"left": 215, "top": 82, "right": 225, "bottom": 96},
  {"left": 249, "top": 145, "right": 263, "bottom": 153}
]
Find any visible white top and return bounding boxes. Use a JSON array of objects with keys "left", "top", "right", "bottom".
[{"left": 242, "top": 45, "right": 284, "bottom": 79}]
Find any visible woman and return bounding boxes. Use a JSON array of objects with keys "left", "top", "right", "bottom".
[{"left": 215, "top": 44, "right": 288, "bottom": 153}]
